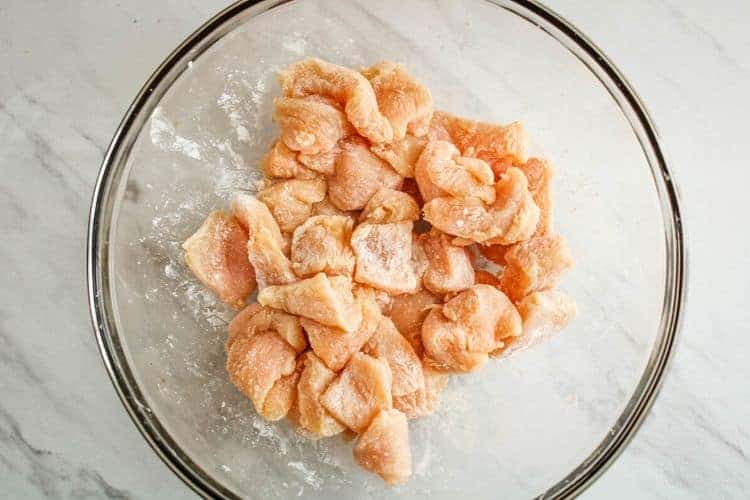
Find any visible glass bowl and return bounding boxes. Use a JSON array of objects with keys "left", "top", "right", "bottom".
[{"left": 87, "top": 0, "right": 686, "bottom": 498}]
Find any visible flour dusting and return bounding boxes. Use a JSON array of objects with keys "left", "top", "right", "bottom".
[{"left": 149, "top": 107, "right": 203, "bottom": 159}]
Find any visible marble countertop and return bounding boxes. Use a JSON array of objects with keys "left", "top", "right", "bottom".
[{"left": 1, "top": 0, "right": 747, "bottom": 498}]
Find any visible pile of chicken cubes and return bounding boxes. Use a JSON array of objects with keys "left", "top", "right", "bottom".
[{"left": 182, "top": 58, "right": 576, "bottom": 485}]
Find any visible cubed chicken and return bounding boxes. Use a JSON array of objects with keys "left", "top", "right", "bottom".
[
  {"left": 260, "top": 139, "right": 319, "bottom": 180},
  {"left": 231, "top": 192, "right": 287, "bottom": 252},
  {"left": 320, "top": 352, "right": 393, "bottom": 433},
  {"left": 353, "top": 409, "right": 412, "bottom": 485},
  {"left": 393, "top": 364, "right": 449, "bottom": 418},
  {"left": 421, "top": 285, "right": 521, "bottom": 372},
  {"left": 370, "top": 134, "right": 427, "bottom": 178},
  {"left": 182, "top": 211, "right": 256, "bottom": 309},
  {"left": 231, "top": 192, "right": 295, "bottom": 289},
  {"left": 257, "top": 273, "right": 362, "bottom": 332},
  {"left": 226, "top": 330, "right": 297, "bottom": 419},
  {"left": 279, "top": 58, "right": 393, "bottom": 143},
  {"left": 301, "top": 298, "right": 380, "bottom": 372},
  {"left": 296, "top": 352, "right": 346, "bottom": 437},
  {"left": 262, "top": 358, "right": 302, "bottom": 421},
  {"left": 499, "top": 234, "right": 574, "bottom": 302},
  {"left": 484, "top": 167, "right": 540, "bottom": 245},
  {"left": 420, "top": 230, "right": 475, "bottom": 294},
  {"left": 351, "top": 222, "right": 418, "bottom": 295},
  {"left": 423, "top": 167, "right": 539, "bottom": 245},
  {"left": 290, "top": 215, "right": 355, "bottom": 278},
  {"left": 497, "top": 290, "right": 577, "bottom": 359},
  {"left": 273, "top": 95, "right": 354, "bottom": 154},
  {"left": 518, "top": 157, "right": 553, "bottom": 236},
  {"left": 328, "top": 137, "right": 403, "bottom": 211},
  {"left": 247, "top": 227, "right": 297, "bottom": 290},
  {"left": 429, "top": 110, "right": 528, "bottom": 170},
  {"left": 227, "top": 303, "right": 306, "bottom": 354},
  {"left": 364, "top": 315, "right": 424, "bottom": 397},
  {"left": 361, "top": 61, "right": 433, "bottom": 140},
  {"left": 388, "top": 289, "right": 440, "bottom": 357},
  {"left": 359, "top": 188, "right": 419, "bottom": 224},
  {"left": 257, "top": 178, "right": 327, "bottom": 234},
  {"left": 415, "top": 140, "right": 495, "bottom": 204}
]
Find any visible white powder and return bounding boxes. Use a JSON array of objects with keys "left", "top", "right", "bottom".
[
  {"left": 282, "top": 33, "right": 307, "bottom": 56},
  {"left": 287, "top": 461, "right": 322, "bottom": 489},
  {"left": 149, "top": 107, "right": 203, "bottom": 159}
]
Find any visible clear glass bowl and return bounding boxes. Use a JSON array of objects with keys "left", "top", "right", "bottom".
[{"left": 87, "top": 1, "right": 686, "bottom": 498}]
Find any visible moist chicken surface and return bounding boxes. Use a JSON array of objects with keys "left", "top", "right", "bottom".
[
  {"left": 328, "top": 136, "right": 402, "bottom": 211},
  {"left": 182, "top": 211, "right": 256, "bottom": 310},
  {"left": 181, "top": 57, "right": 577, "bottom": 486},
  {"left": 290, "top": 215, "right": 355, "bottom": 278}
]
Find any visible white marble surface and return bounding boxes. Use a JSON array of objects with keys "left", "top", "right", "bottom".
[{"left": 0, "top": 0, "right": 747, "bottom": 498}]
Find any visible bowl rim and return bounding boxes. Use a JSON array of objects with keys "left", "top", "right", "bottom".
[{"left": 87, "top": 0, "right": 687, "bottom": 498}]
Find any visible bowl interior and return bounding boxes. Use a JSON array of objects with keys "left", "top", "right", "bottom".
[{"left": 103, "top": 0, "right": 669, "bottom": 498}]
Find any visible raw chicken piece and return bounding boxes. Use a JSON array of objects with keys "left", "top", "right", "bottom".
[
  {"left": 351, "top": 222, "right": 418, "bottom": 294},
  {"left": 296, "top": 352, "right": 346, "bottom": 437},
  {"left": 370, "top": 134, "right": 427, "bottom": 178},
  {"left": 247, "top": 226, "right": 297, "bottom": 290},
  {"left": 483, "top": 167, "right": 540, "bottom": 244},
  {"left": 486, "top": 155, "right": 522, "bottom": 179},
  {"left": 388, "top": 290, "right": 440, "bottom": 356},
  {"left": 499, "top": 234, "right": 574, "bottom": 302},
  {"left": 260, "top": 140, "right": 319, "bottom": 180},
  {"left": 257, "top": 178, "right": 327, "bottom": 234},
  {"left": 291, "top": 215, "right": 355, "bottom": 278},
  {"left": 301, "top": 298, "right": 380, "bottom": 371},
  {"left": 415, "top": 140, "right": 495, "bottom": 204},
  {"left": 182, "top": 211, "right": 255, "bottom": 309},
  {"left": 258, "top": 273, "right": 362, "bottom": 332},
  {"left": 262, "top": 359, "right": 302, "bottom": 421},
  {"left": 518, "top": 157, "right": 553, "bottom": 236},
  {"left": 320, "top": 352, "right": 393, "bottom": 433},
  {"left": 273, "top": 96, "right": 354, "bottom": 154},
  {"left": 442, "top": 284, "right": 521, "bottom": 343},
  {"left": 226, "top": 330, "right": 297, "bottom": 419},
  {"left": 420, "top": 230, "right": 475, "bottom": 294},
  {"left": 353, "top": 284, "right": 393, "bottom": 315},
  {"left": 364, "top": 315, "right": 424, "bottom": 397},
  {"left": 423, "top": 167, "right": 539, "bottom": 245},
  {"left": 474, "top": 269, "right": 501, "bottom": 288},
  {"left": 421, "top": 307, "right": 487, "bottom": 372},
  {"left": 359, "top": 188, "right": 419, "bottom": 224},
  {"left": 353, "top": 409, "right": 412, "bottom": 485},
  {"left": 328, "top": 137, "right": 403, "bottom": 211},
  {"left": 279, "top": 58, "right": 393, "bottom": 143},
  {"left": 497, "top": 290, "right": 577, "bottom": 358},
  {"left": 361, "top": 61, "right": 433, "bottom": 139},
  {"left": 231, "top": 192, "right": 287, "bottom": 254},
  {"left": 421, "top": 285, "right": 521, "bottom": 372},
  {"left": 393, "top": 364, "right": 449, "bottom": 418},
  {"left": 227, "top": 303, "right": 306, "bottom": 354},
  {"left": 232, "top": 193, "right": 295, "bottom": 288},
  {"left": 429, "top": 111, "right": 528, "bottom": 170}
]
